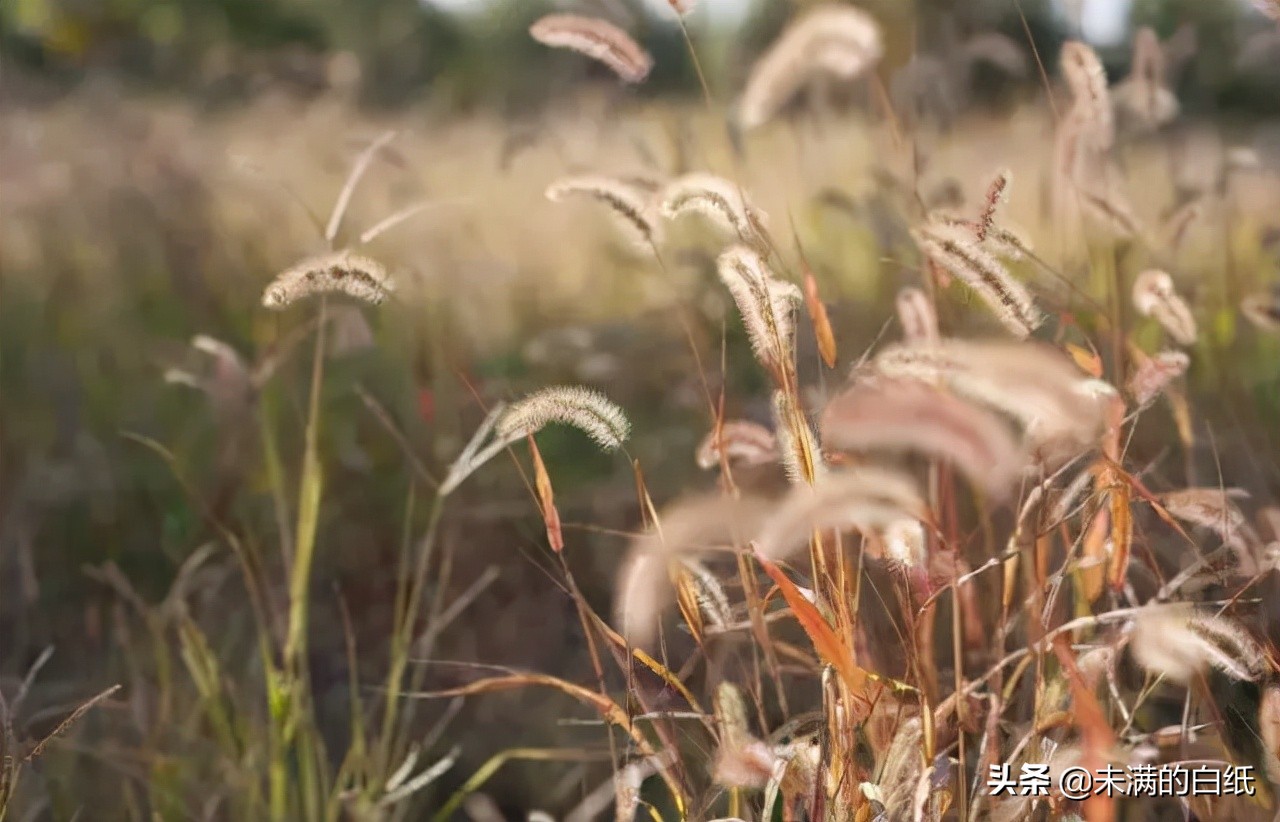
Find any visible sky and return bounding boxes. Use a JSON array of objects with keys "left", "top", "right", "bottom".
[{"left": 419, "top": 0, "right": 1136, "bottom": 46}]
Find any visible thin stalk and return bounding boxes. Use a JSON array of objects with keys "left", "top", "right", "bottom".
[
  {"left": 273, "top": 295, "right": 330, "bottom": 821},
  {"left": 378, "top": 490, "right": 447, "bottom": 778}
]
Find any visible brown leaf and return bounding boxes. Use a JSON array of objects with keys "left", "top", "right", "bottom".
[
  {"left": 1104, "top": 465, "right": 1132, "bottom": 592},
  {"left": 528, "top": 435, "right": 563, "bottom": 552}
]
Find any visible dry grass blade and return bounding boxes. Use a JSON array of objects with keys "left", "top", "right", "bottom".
[
  {"left": 529, "top": 14, "right": 653, "bottom": 84},
  {"left": 821, "top": 376, "right": 1026, "bottom": 498},
  {"left": 378, "top": 745, "right": 460, "bottom": 808},
  {"left": 1161, "top": 197, "right": 1204, "bottom": 249},
  {"left": 1130, "top": 608, "right": 1267, "bottom": 683},
  {"left": 405, "top": 674, "right": 636, "bottom": 738},
  {"left": 1077, "top": 185, "right": 1143, "bottom": 238},
  {"left": 546, "top": 175, "right": 663, "bottom": 249},
  {"left": 1133, "top": 269, "right": 1197, "bottom": 346},
  {"left": 26, "top": 684, "right": 121, "bottom": 761},
  {"left": 406, "top": 677, "right": 688, "bottom": 818},
  {"left": 497, "top": 386, "right": 630, "bottom": 452},
  {"left": 326, "top": 130, "right": 397, "bottom": 243},
  {"left": 262, "top": 250, "right": 393, "bottom": 309},
  {"left": 738, "top": 4, "right": 884, "bottom": 130}
]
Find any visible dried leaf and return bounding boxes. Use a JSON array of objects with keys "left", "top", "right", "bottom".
[
  {"left": 528, "top": 436, "right": 563, "bottom": 553},
  {"left": 804, "top": 271, "right": 838, "bottom": 368},
  {"left": 754, "top": 549, "right": 871, "bottom": 707}
]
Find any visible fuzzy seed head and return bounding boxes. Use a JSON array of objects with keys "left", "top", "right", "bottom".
[
  {"left": 546, "top": 175, "right": 663, "bottom": 249},
  {"left": 738, "top": 4, "right": 884, "bottom": 130},
  {"left": 660, "top": 174, "right": 769, "bottom": 240},
  {"left": 1127, "top": 349, "right": 1189, "bottom": 407},
  {"left": 529, "top": 14, "right": 653, "bottom": 84},
  {"left": 497, "top": 385, "right": 630, "bottom": 451},
  {"left": 717, "top": 245, "right": 802, "bottom": 371},
  {"left": 1133, "top": 269, "right": 1197, "bottom": 345},
  {"left": 262, "top": 251, "right": 393, "bottom": 310},
  {"left": 912, "top": 223, "right": 1045, "bottom": 338}
]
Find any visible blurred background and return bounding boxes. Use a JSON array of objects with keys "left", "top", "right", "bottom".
[{"left": 3, "top": 0, "right": 1280, "bottom": 818}]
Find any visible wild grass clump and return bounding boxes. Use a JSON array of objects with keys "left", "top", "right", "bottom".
[{"left": 5, "top": 2, "right": 1280, "bottom": 821}]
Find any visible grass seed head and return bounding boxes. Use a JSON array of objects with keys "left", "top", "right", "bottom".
[
  {"left": 262, "top": 250, "right": 393, "bottom": 309},
  {"left": 911, "top": 222, "right": 1044, "bottom": 338},
  {"left": 496, "top": 385, "right": 631, "bottom": 451},
  {"left": 546, "top": 175, "right": 664, "bottom": 249},
  {"left": 695, "top": 419, "right": 779, "bottom": 470},
  {"left": 1133, "top": 269, "right": 1197, "bottom": 346},
  {"left": 717, "top": 245, "right": 802, "bottom": 372},
  {"left": 529, "top": 14, "right": 653, "bottom": 84},
  {"left": 660, "top": 173, "right": 769, "bottom": 241},
  {"left": 738, "top": 4, "right": 884, "bottom": 130}
]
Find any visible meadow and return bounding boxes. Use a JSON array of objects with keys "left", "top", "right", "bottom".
[{"left": 3, "top": 4, "right": 1280, "bottom": 820}]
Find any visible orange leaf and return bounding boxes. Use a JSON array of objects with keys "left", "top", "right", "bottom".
[
  {"left": 803, "top": 271, "right": 838, "bottom": 368},
  {"left": 1066, "top": 342, "right": 1103, "bottom": 378},
  {"left": 528, "top": 435, "right": 563, "bottom": 552},
  {"left": 754, "top": 548, "right": 869, "bottom": 702}
]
